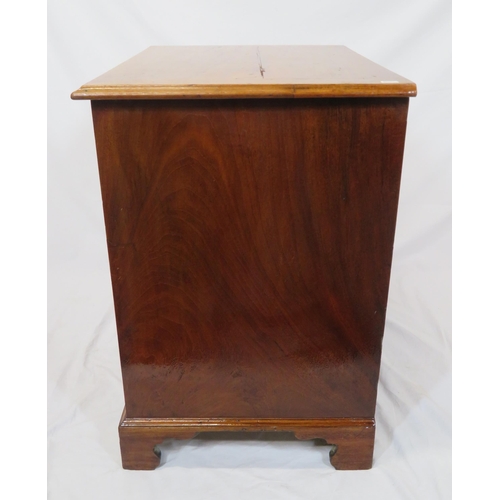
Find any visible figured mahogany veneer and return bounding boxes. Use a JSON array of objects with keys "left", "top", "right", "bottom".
[{"left": 72, "top": 46, "right": 415, "bottom": 470}]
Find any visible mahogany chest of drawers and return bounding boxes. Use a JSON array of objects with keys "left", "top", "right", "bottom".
[{"left": 72, "top": 46, "right": 416, "bottom": 470}]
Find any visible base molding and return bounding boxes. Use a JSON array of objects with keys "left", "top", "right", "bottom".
[{"left": 118, "top": 410, "right": 375, "bottom": 470}]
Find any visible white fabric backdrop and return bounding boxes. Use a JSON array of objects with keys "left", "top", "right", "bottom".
[{"left": 48, "top": 1, "right": 451, "bottom": 498}]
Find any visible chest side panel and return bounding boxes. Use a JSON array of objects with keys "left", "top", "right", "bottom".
[{"left": 91, "top": 98, "right": 408, "bottom": 418}]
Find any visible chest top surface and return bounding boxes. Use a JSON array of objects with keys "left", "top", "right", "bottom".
[{"left": 71, "top": 45, "right": 416, "bottom": 100}]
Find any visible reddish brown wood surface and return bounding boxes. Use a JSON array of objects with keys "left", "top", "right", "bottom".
[
  {"left": 118, "top": 411, "right": 375, "bottom": 470},
  {"left": 92, "top": 98, "right": 409, "bottom": 424},
  {"left": 71, "top": 45, "right": 416, "bottom": 100}
]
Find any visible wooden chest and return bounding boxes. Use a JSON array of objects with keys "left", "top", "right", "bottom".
[{"left": 72, "top": 46, "right": 416, "bottom": 470}]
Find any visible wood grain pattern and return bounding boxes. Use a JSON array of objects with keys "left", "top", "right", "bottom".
[
  {"left": 72, "top": 46, "right": 416, "bottom": 99},
  {"left": 92, "top": 98, "right": 409, "bottom": 424},
  {"left": 118, "top": 410, "right": 375, "bottom": 470}
]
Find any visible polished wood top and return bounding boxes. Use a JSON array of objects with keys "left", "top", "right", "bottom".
[{"left": 71, "top": 46, "right": 416, "bottom": 100}]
